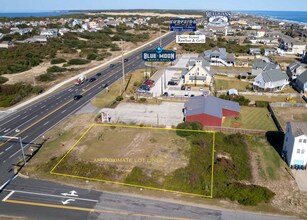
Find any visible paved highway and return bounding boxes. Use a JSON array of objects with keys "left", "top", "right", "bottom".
[
  {"left": 0, "top": 32, "right": 176, "bottom": 189},
  {"left": 0, "top": 177, "right": 296, "bottom": 220}
]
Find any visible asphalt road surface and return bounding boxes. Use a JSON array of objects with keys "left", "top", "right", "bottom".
[
  {"left": 0, "top": 32, "right": 176, "bottom": 189},
  {"left": 0, "top": 177, "right": 296, "bottom": 220}
]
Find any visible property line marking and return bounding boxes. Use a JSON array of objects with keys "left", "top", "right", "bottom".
[
  {"left": 50, "top": 124, "right": 215, "bottom": 198},
  {"left": 4, "top": 199, "right": 192, "bottom": 220},
  {"left": 2, "top": 191, "right": 15, "bottom": 201}
]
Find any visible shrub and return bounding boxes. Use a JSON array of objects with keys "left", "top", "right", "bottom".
[
  {"left": 115, "top": 96, "right": 123, "bottom": 102},
  {"left": 86, "top": 53, "right": 98, "bottom": 60},
  {"left": 176, "top": 122, "right": 203, "bottom": 137},
  {"left": 47, "top": 66, "right": 67, "bottom": 73},
  {"left": 255, "top": 101, "right": 269, "bottom": 108},
  {"left": 130, "top": 96, "right": 135, "bottom": 101},
  {"left": 50, "top": 58, "right": 66, "bottom": 64},
  {"left": 139, "top": 98, "right": 147, "bottom": 103},
  {"left": 0, "top": 76, "right": 8, "bottom": 84},
  {"left": 67, "top": 59, "right": 90, "bottom": 65},
  {"left": 36, "top": 73, "right": 56, "bottom": 82},
  {"left": 219, "top": 94, "right": 250, "bottom": 106}
]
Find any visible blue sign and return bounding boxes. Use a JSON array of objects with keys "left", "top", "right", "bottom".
[
  {"left": 142, "top": 47, "right": 176, "bottom": 62},
  {"left": 170, "top": 19, "right": 197, "bottom": 32}
]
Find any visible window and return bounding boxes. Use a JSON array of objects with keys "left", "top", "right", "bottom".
[
  {"left": 302, "top": 149, "right": 305, "bottom": 154},
  {"left": 297, "top": 149, "right": 300, "bottom": 154},
  {"left": 286, "top": 137, "right": 288, "bottom": 142},
  {"left": 299, "top": 139, "right": 302, "bottom": 143},
  {"left": 304, "top": 139, "right": 307, "bottom": 143}
]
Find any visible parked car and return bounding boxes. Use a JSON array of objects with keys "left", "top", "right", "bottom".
[
  {"left": 168, "top": 81, "right": 178, "bottom": 86},
  {"left": 89, "top": 77, "right": 96, "bottom": 82},
  {"left": 190, "top": 94, "right": 195, "bottom": 97},
  {"left": 144, "top": 80, "right": 155, "bottom": 85},
  {"left": 140, "top": 84, "right": 150, "bottom": 91},
  {"left": 184, "top": 92, "right": 189, "bottom": 97},
  {"left": 187, "top": 86, "right": 191, "bottom": 91},
  {"left": 163, "top": 92, "right": 168, "bottom": 96},
  {"left": 181, "top": 85, "right": 186, "bottom": 90},
  {"left": 73, "top": 94, "right": 83, "bottom": 100},
  {"left": 199, "top": 87, "right": 204, "bottom": 91}
]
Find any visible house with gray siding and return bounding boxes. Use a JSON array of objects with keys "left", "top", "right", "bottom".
[
  {"left": 203, "top": 47, "right": 235, "bottom": 67},
  {"left": 296, "top": 71, "right": 307, "bottom": 93},
  {"left": 253, "top": 69, "right": 289, "bottom": 92}
]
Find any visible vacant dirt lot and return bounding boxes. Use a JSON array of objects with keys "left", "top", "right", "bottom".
[
  {"left": 71, "top": 125, "right": 190, "bottom": 176},
  {"left": 272, "top": 107, "right": 307, "bottom": 129}
]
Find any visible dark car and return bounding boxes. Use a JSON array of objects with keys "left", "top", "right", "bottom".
[
  {"left": 181, "top": 85, "right": 186, "bottom": 90},
  {"left": 124, "top": 58, "right": 129, "bottom": 62},
  {"left": 96, "top": 72, "right": 102, "bottom": 77},
  {"left": 73, "top": 94, "right": 83, "bottom": 100},
  {"left": 102, "top": 83, "right": 108, "bottom": 88},
  {"left": 109, "top": 64, "right": 115, "bottom": 68},
  {"left": 89, "top": 77, "right": 96, "bottom": 82},
  {"left": 168, "top": 81, "right": 178, "bottom": 86}
]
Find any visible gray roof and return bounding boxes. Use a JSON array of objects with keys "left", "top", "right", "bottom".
[
  {"left": 297, "top": 70, "right": 307, "bottom": 84},
  {"left": 289, "top": 122, "right": 307, "bottom": 137},
  {"left": 262, "top": 69, "right": 288, "bottom": 83},
  {"left": 288, "top": 62, "right": 302, "bottom": 72},
  {"left": 184, "top": 96, "right": 240, "bottom": 118},
  {"left": 252, "top": 60, "right": 279, "bottom": 71}
]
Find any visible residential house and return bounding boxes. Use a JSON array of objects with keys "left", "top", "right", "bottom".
[
  {"left": 106, "top": 20, "right": 119, "bottom": 27},
  {"left": 0, "top": 41, "right": 15, "bottom": 49},
  {"left": 58, "top": 28, "right": 70, "bottom": 36},
  {"left": 296, "top": 70, "right": 307, "bottom": 93},
  {"left": 183, "top": 95, "right": 240, "bottom": 127},
  {"left": 0, "top": 33, "right": 3, "bottom": 39},
  {"left": 40, "top": 29, "right": 58, "bottom": 37},
  {"left": 23, "top": 35, "right": 48, "bottom": 44},
  {"left": 203, "top": 47, "right": 235, "bottom": 67},
  {"left": 183, "top": 57, "right": 212, "bottom": 86},
  {"left": 251, "top": 60, "right": 279, "bottom": 76},
  {"left": 126, "top": 22, "right": 135, "bottom": 29},
  {"left": 256, "top": 29, "right": 266, "bottom": 37},
  {"left": 264, "top": 48, "right": 277, "bottom": 56},
  {"left": 250, "top": 36, "right": 279, "bottom": 46},
  {"left": 283, "top": 122, "right": 307, "bottom": 168},
  {"left": 286, "top": 62, "right": 305, "bottom": 80},
  {"left": 249, "top": 48, "right": 261, "bottom": 55},
  {"left": 253, "top": 69, "right": 289, "bottom": 92},
  {"left": 279, "top": 35, "right": 306, "bottom": 55}
]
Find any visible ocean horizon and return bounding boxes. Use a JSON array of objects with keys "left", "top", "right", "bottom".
[
  {"left": 0, "top": 11, "right": 82, "bottom": 18},
  {"left": 237, "top": 10, "right": 307, "bottom": 25}
]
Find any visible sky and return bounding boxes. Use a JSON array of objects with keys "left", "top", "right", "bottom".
[{"left": 0, "top": 0, "right": 306, "bottom": 12}]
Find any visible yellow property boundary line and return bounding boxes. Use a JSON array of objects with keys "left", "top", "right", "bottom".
[{"left": 50, "top": 124, "right": 215, "bottom": 198}]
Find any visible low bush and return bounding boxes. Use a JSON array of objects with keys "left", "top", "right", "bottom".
[
  {"left": 0, "top": 76, "right": 8, "bottom": 84},
  {"left": 87, "top": 53, "right": 98, "bottom": 60},
  {"left": 176, "top": 122, "right": 203, "bottom": 137},
  {"left": 115, "top": 96, "right": 123, "bottom": 102},
  {"left": 50, "top": 58, "right": 66, "bottom": 64},
  {"left": 36, "top": 73, "right": 56, "bottom": 82},
  {"left": 219, "top": 94, "right": 250, "bottom": 106},
  {"left": 255, "top": 101, "right": 269, "bottom": 108},
  {"left": 47, "top": 66, "right": 67, "bottom": 73},
  {"left": 67, "top": 59, "right": 90, "bottom": 65},
  {"left": 139, "top": 98, "right": 147, "bottom": 103}
]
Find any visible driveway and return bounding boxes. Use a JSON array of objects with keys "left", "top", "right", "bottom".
[{"left": 101, "top": 102, "right": 185, "bottom": 127}]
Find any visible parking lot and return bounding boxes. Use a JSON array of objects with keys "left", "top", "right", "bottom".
[{"left": 101, "top": 101, "right": 185, "bottom": 127}]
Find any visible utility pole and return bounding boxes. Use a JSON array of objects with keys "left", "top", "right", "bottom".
[
  {"left": 160, "top": 28, "right": 162, "bottom": 48},
  {"left": 121, "top": 39, "right": 125, "bottom": 92}
]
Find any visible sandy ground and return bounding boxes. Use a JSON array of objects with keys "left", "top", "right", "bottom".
[{"left": 87, "top": 12, "right": 202, "bottom": 18}]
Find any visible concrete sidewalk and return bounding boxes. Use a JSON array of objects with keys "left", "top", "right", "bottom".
[{"left": 0, "top": 32, "right": 172, "bottom": 118}]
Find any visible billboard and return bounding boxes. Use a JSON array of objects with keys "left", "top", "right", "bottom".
[
  {"left": 170, "top": 19, "right": 197, "bottom": 32},
  {"left": 142, "top": 47, "right": 176, "bottom": 62},
  {"left": 176, "top": 35, "right": 206, "bottom": 44}
]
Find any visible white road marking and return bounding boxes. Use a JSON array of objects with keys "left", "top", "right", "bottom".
[
  {"left": 43, "top": 121, "right": 49, "bottom": 126},
  {"left": 23, "top": 135, "right": 28, "bottom": 139},
  {"left": 4, "top": 190, "right": 98, "bottom": 203},
  {"left": 61, "top": 110, "right": 66, "bottom": 114},
  {"left": 5, "top": 145, "right": 13, "bottom": 151},
  {"left": 4, "top": 129, "right": 10, "bottom": 133},
  {"left": 88, "top": 92, "right": 92, "bottom": 95},
  {"left": 0, "top": 151, "right": 3, "bottom": 155},
  {"left": 56, "top": 96, "right": 61, "bottom": 100},
  {"left": 21, "top": 115, "right": 27, "bottom": 120},
  {"left": 61, "top": 190, "right": 78, "bottom": 197},
  {"left": 2, "top": 191, "right": 15, "bottom": 202},
  {"left": 62, "top": 198, "right": 75, "bottom": 205},
  {"left": 0, "top": 114, "right": 20, "bottom": 127},
  {"left": 40, "top": 105, "right": 46, "bottom": 109}
]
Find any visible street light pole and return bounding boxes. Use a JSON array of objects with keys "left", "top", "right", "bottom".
[
  {"left": 160, "top": 28, "right": 162, "bottom": 47},
  {"left": 1, "top": 135, "right": 27, "bottom": 165}
]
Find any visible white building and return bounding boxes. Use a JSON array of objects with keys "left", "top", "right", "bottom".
[
  {"left": 183, "top": 57, "right": 212, "bottom": 86},
  {"left": 283, "top": 122, "right": 307, "bottom": 168},
  {"left": 40, "top": 29, "right": 58, "bottom": 37}
]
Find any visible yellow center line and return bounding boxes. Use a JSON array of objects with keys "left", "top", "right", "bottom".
[
  {"left": 4, "top": 199, "right": 193, "bottom": 220},
  {"left": 0, "top": 58, "right": 138, "bottom": 149}
]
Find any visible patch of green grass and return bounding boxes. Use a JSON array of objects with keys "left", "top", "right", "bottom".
[
  {"left": 223, "top": 106, "right": 277, "bottom": 131},
  {"left": 215, "top": 77, "right": 249, "bottom": 91}
]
